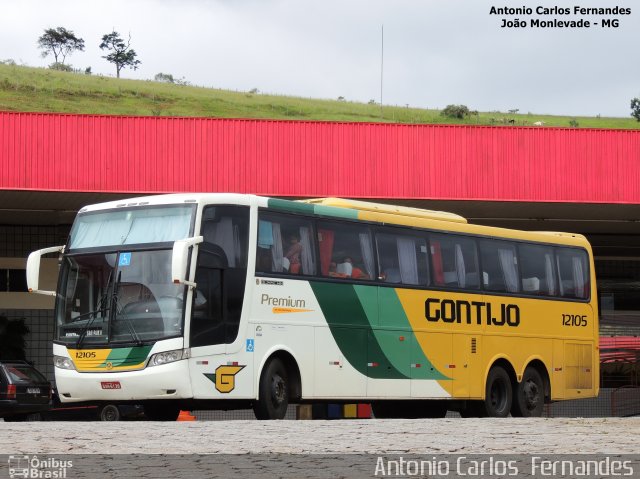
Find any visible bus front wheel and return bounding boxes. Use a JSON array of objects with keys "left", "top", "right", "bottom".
[
  {"left": 511, "top": 367, "right": 544, "bottom": 417},
  {"left": 481, "top": 366, "right": 512, "bottom": 417},
  {"left": 254, "top": 358, "right": 289, "bottom": 420}
]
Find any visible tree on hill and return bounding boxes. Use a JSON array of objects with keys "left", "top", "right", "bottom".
[
  {"left": 631, "top": 98, "right": 640, "bottom": 122},
  {"left": 441, "top": 104, "right": 470, "bottom": 119},
  {"left": 37, "top": 27, "right": 85, "bottom": 65},
  {"left": 99, "top": 31, "right": 141, "bottom": 78},
  {"left": 154, "top": 72, "right": 175, "bottom": 83}
]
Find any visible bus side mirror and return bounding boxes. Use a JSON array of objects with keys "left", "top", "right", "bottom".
[
  {"left": 172, "top": 236, "right": 203, "bottom": 287},
  {"left": 27, "top": 246, "right": 64, "bottom": 296}
]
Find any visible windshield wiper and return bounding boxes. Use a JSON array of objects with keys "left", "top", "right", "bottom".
[
  {"left": 112, "top": 271, "right": 143, "bottom": 346},
  {"left": 75, "top": 307, "right": 107, "bottom": 348},
  {"left": 68, "top": 307, "right": 109, "bottom": 324},
  {"left": 75, "top": 269, "right": 112, "bottom": 348},
  {"left": 113, "top": 299, "right": 143, "bottom": 346}
]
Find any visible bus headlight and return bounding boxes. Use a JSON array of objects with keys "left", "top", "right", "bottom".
[
  {"left": 148, "top": 349, "right": 189, "bottom": 367},
  {"left": 53, "top": 355, "right": 76, "bottom": 370}
]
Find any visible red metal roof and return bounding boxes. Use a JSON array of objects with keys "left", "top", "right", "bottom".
[{"left": 1, "top": 111, "right": 639, "bottom": 203}]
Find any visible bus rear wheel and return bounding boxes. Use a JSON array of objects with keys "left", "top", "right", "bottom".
[
  {"left": 254, "top": 358, "right": 289, "bottom": 420},
  {"left": 480, "top": 366, "right": 512, "bottom": 417},
  {"left": 511, "top": 367, "right": 544, "bottom": 417}
]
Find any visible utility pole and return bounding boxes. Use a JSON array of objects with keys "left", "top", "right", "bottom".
[{"left": 380, "top": 24, "right": 384, "bottom": 119}]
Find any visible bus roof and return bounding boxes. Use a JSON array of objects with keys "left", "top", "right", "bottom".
[{"left": 300, "top": 198, "right": 468, "bottom": 224}]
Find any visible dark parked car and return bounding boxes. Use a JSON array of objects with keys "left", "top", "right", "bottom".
[
  {"left": 42, "top": 388, "right": 144, "bottom": 421},
  {"left": 0, "top": 361, "right": 52, "bottom": 421}
]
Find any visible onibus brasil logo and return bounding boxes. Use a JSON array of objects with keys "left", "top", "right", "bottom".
[{"left": 8, "top": 455, "right": 72, "bottom": 478}]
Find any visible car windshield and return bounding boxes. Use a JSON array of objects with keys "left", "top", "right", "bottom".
[
  {"left": 56, "top": 250, "right": 186, "bottom": 345},
  {"left": 5, "top": 365, "right": 47, "bottom": 383}
]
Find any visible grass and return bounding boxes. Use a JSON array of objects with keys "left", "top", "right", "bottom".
[{"left": 0, "top": 63, "right": 638, "bottom": 129}]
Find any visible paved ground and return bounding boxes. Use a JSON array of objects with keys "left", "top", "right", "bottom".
[{"left": 0, "top": 418, "right": 638, "bottom": 455}]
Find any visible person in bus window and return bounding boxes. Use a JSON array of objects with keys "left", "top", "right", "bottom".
[
  {"left": 285, "top": 234, "right": 303, "bottom": 274},
  {"left": 342, "top": 256, "right": 369, "bottom": 280}
]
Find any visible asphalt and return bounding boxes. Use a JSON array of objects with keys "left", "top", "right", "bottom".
[{"left": 0, "top": 418, "right": 638, "bottom": 455}]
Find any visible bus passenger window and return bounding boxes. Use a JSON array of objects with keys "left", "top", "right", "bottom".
[
  {"left": 376, "top": 232, "right": 429, "bottom": 285},
  {"left": 479, "top": 240, "right": 520, "bottom": 293},
  {"left": 256, "top": 213, "right": 316, "bottom": 276},
  {"left": 518, "top": 244, "right": 557, "bottom": 296},
  {"left": 556, "top": 248, "right": 589, "bottom": 299},
  {"left": 317, "top": 221, "right": 374, "bottom": 280},
  {"left": 429, "top": 234, "right": 479, "bottom": 289}
]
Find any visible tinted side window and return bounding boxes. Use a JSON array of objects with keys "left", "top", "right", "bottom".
[
  {"left": 256, "top": 213, "right": 316, "bottom": 276},
  {"left": 479, "top": 239, "right": 520, "bottom": 293},
  {"left": 556, "top": 248, "right": 590, "bottom": 299},
  {"left": 376, "top": 232, "right": 429, "bottom": 285},
  {"left": 317, "top": 221, "right": 374, "bottom": 280},
  {"left": 201, "top": 206, "right": 250, "bottom": 268},
  {"left": 430, "top": 234, "right": 480, "bottom": 289},
  {"left": 191, "top": 205, "right": 249, "bottom": 347},
  {"left": 519, "top": 244, "right": 557, "bottom": 296}
]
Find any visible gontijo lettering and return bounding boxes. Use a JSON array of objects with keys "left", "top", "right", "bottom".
[{"left": 425, "top": 298, "right": 520, "bottom": 327}]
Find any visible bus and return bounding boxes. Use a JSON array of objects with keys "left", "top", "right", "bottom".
[{"left": 26, "top": 193, "right": 598, "bottom": 420}]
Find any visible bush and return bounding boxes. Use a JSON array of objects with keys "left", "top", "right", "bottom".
[
  {"left": 631, "top": 98, "right": 640, "bottom": 122},
  {"left": 440, "top": 104, "right": 470, "bottom": 119},
  {"left": 49, "top": 62, "right": 73, "bottom": 72},
  {"left": 154, "top": 72, "right": 175, "bottom": 83},
  {"left": 569, "top": 118, "right": 579, "bottom": 127},
  {"left": 0, "top": 316, "right": 29, "bottom": 360}
]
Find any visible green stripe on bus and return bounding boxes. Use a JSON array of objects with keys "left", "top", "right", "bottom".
[
  {"left": 375, "top": 288, "right": 449, "bottom": 380},
  {"left": 310, "top": 282, "right": 407, "bottom": 379},
  {"left": 268, "top": 198, "right": 316, "bottom": 215},
  {"left": 267, "top": 198, "right": 359, "bottom": 220},
  {"left": 312, "top": 204, "right": 359, "bottom": 219},
  {"left": 101, "top": 345, "right": 152, "bottom": 367}
]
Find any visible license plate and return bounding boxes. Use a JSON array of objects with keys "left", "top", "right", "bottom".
[
  {"left": 100, "top": 382, "right": 121, "bottom": 390},
  {"left": 27, "top": 388, "right": 40, "bottom": 394}
]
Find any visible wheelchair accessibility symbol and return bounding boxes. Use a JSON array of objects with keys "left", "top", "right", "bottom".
[{"left": 246, "top": 339, "right": 255, "bottom": 352}]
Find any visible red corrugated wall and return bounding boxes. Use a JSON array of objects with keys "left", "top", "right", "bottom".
[{"left": 1, "top": 111, "right": 640, "bottom": 203}]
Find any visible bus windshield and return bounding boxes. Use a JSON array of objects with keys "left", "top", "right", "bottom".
[
  {"left": 68, "top": 205, "right": 195, "bottom": 250},
  {"left": 56, "top": 250, "right": 186, "bottom": 345}
]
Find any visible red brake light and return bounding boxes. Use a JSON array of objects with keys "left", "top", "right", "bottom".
[{"left": 7, "top": 384, "right": 16, "bottom": 399}]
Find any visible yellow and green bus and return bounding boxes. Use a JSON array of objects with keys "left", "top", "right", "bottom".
[{"left": 27, "top": 194, "right": 598, "bottom": 419}]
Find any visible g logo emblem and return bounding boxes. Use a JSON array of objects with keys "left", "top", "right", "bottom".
[
  {"left": 106, "top": 362, "right": 113, "bottom": 370},
  {"left": 203, "top": 365, "right": 245, "bottom": 393}
]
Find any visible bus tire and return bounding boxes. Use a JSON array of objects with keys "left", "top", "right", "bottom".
[
  {"left": 481, "top": 366, "right": 512, "bottom": 417},
  {"left": 511, "top": 367, "right": 544, "bottom": 417},
  {"left": 144, "top": 402, "right": 180, "bottom": 421},
  {"left": 99, "top": 404, "right": 121, "bottom": 421},
  {"left": 254, "top": 358, "right": 289, "bottom": 420}
]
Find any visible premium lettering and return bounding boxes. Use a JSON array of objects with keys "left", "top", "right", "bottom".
[{"left": 261, "top": 294, "right": 306, "bottom": 308}]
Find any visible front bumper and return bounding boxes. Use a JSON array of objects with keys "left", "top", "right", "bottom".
[{"left": 55, "top": 359, "right": 193, "bottom": 403}]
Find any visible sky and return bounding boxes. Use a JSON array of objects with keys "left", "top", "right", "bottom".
[{"left": 0, "top": 0, "right": 638, "bottom": 117}]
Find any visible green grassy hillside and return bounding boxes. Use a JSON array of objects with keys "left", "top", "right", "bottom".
[{"left": 0, "top": 64, "right": 637, "bottom": 129}]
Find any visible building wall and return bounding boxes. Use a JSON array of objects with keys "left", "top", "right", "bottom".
[
  {"left": 0, "top": 225, "right": 69, "bottom": 382},
  {"left": 2, "top": 112, "right": 640, "bottom": 203}
]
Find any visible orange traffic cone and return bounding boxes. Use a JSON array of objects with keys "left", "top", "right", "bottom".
[{"left": 177, "top": 410, "right": 196, "bottom": 421}]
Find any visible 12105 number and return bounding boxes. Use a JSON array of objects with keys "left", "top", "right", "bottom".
[{"left": 562, "top": 314, "right": 587, "bottom": 327}]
